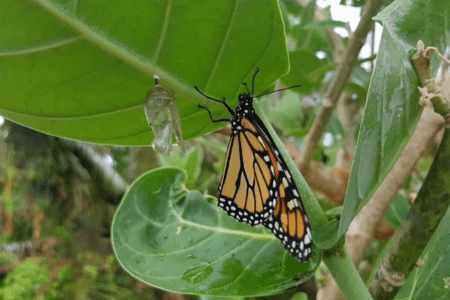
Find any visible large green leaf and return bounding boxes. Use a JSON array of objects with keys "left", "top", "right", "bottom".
[
  {"left": 395, "top": 206, "right": 450, "bottom": 299},
  {"left": 337, "top": 0, "right": 450, "bottom": 238},
  {"left": 0, "top": 0, "right": 288, "bottom": 145},
  {"left": 112, "top": 168, "right": 320, "bottom": 296}
]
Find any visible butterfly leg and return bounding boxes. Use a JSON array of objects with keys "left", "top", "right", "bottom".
[
  {"left": 198, "top": 105, "right": 230, "bottom": 123},
  {"left": 194, "top": 86, "right": 234, "bottom": 115}
]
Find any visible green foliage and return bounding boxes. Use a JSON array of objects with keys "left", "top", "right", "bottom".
[
  {"left": 0, "top": 257, "right": 52, "bottom": 300},
  {"left": 112, "top": 168, "right": 321, "bottom": 296},
  {"left": 0, "top": 0, "right": 288, "bottom": 144},
  {"left": 158, "top": 146, "right": 204, "bottom": 188},
  {"left": 0, "top": 252, "right": 155, "bottom": 299}
]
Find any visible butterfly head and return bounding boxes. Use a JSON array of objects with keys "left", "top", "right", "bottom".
[
  {"left": 235, "top": 92, "right": 254, "bottom": 117},
  {"left": 238, "top": 92, "right": 253, "bottom": 106}
]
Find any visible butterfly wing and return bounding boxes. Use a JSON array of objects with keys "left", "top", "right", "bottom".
[
  {"left": 217, "top": 117, "right": 279, "bottom": 226},
  {"left": 249, "top": 114, "right": 313, "bottom": 262},
  {"left": 264, "top": 177, "right": 313, "bottom": 262}
]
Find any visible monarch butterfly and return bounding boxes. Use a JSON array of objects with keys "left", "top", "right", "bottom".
[{"left": 195, "top": 68, "right": 313, "bottom": 262}]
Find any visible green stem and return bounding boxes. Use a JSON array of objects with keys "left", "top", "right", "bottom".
[
  {"left": 323, "top": 244, "right": 374, "bottom": 300},
  {"left": 368, "top": 128, "right": 450, "bottom": 299},
  {"left": 411, "top": 41, "right": 450, "bottom": 119}
]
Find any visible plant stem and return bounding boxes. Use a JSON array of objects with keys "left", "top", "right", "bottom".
[
  {"left": 411, "top": 41, "right": 450, "bottom": 123},
  {"left": 299, "top": 0, "right": 384, "bottom": 169},
  {"left": 323, "top": 243, "right": 374, "bottom": 300},
  {"left": 368, "top": 128, "right": 450, "bottom": 299}
]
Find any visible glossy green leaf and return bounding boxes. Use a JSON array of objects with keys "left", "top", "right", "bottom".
[
  {"left": 0, "top": 0, "right": 288, "bottom": 145},
  {"left": 396, "top": 207, "right": 450, "bottom": 299},
  {"left": 112, "top": 168, "right": 320, "bottom": 296},
  {"left": 338, "top": 0, "right": 450, "bottom": 238}
]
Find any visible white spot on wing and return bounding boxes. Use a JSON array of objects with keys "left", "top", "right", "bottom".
[
  {"left": 258, "top": 136, "right": 267, "bottom": 149},
  {"left": 287, "top": 201, "right": 295, "bottom": 210},
  {"left": 304, "top": 234, "right": 311, "bottom": 244}
]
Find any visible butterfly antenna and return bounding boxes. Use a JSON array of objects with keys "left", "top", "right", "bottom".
[
  {"left": 251, "top": 67, "right": 260, "bottom": 96},
  {"left": 255, "top": 85, "right": 302, "bottom": 98}
]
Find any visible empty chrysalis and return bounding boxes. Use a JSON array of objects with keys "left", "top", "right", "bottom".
[{"left": 143, "top": 76, "right": 185, "bottom": 155}]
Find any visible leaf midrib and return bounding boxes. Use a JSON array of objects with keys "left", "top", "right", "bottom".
[{"left": 31, "top": 0, "right": 200, "bottom": 100}]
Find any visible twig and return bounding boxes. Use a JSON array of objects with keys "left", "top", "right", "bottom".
[
  {"left": 412, "top": 40, "right": 450, "bottom": 125},
  {"left": 299, "top": 0, "right": 384, "bottom": 170}
]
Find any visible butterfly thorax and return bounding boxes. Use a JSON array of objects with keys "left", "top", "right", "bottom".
[{"left": 231, "top": 93, "right": 254, "bottom": 134}]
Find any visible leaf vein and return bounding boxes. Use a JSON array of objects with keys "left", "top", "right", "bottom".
[
  {"left": 153, "top": 0, "right": 172, "bottom": 63},
  {"left": 204, "top": 0, "right": 239, "bottom": 90},
  {"left": 0, "top": 37, "right": 80, "bottom": 57}
]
